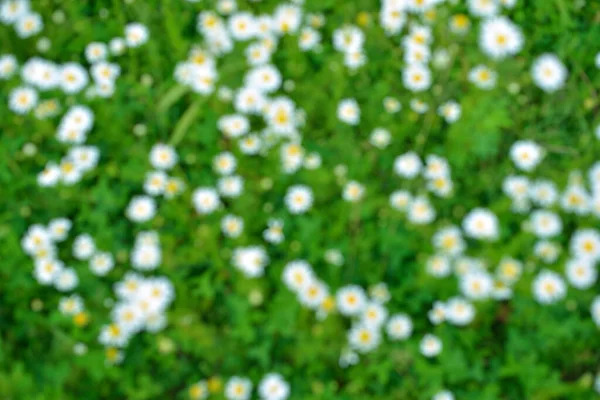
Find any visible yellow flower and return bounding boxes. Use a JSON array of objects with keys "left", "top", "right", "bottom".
[
  {"left": 207, "top": 376, "right": 222, "bottom": 393},
  {"left": 356, "top": 12, "right": 370, "bottom": 27},
  {"left": 73, "top": 312, "right": 90, "bottom": 327}
]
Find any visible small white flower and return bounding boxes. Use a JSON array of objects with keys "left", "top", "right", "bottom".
[
  {"left": 90, "top": 252, "right": 114, "bottom": 276},
  {"left": 348, "top": 324, "right": 381, "bottom": 353},
  {"left": 232, "top": 246, "right": 269, "bottom": 278},
  {"left": 73, "top": 234, "right": 95, "bottom": 260},
  {"left": 125, "top": 23, "right": 149, "bottom": 47},
  {"left": 462, "top": 208, "right": 499, "bottom": 241},
  {"left": 336, "top": 285, "right": 367, "bottom": 316},
  {"left": 285, "top": 185, "right": 313, "bottom": 214},
  {"left": 510, "top": 140, "right": 544, "bottom": 171},
  {"left": 225, "top": 376, "right": 252, "bottom": 400},
  {"left": 150, "top": 143, "right": 178, "bottom": 170},
  {"left": 126, "top": 196, "right": 156, "bottom": 223},
  {"left": 420, "top": 334, "right": 442, "bottom": 357},
  {"left": 343, "top": 180, "right": 365, "bottom": 202},
  {"left": 532, "top": 54, "right": 568, "bottom": 92},
  {"left": 337, "top": 98, "right": 360, "bottom": 125},
  {"left": 258, "top": 373, "right": 290, "bottom": 400},
  {"left": 9, "top": 86, "right": 37, "bottom": 114},
  {"left": 532, "top": 270, "right": 566, "bottom": 304},
  {"left": 394, "top": 152, "right": 422, "bottom": 178},
  {"left": 192, "top": 187, "right": 220, "bottom": 214},
  {"left": 386, "top": 314, "right": 413, "bottom": 340},
  {"left": 565, "top": 258, "right": 597, "bottom": 290}
]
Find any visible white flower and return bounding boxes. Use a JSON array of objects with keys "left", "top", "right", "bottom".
[
  {"left": 348, "top": 324, "right": 381, "bottom": 353},
  {"left": 565, "top": 258, "right": 597, "bottom": 290},
  {"left": 360, "top": 302, "right": 388, "bottom": 328},
  {"left": 60, "top": 62, "right": 88, "bottom": 94},
  {"left": 218, "top": 114, "right": 250, "bottom": 138},
  {"left": 285, "top": 185, "right": 313, "bottom": 214},
  {"left": 561, "top": 182, "right": 591, "bottom": 214},
  {"left": 510, "top": 140, "right": 544, "bottom": 171},
  {"left": 383, "top": 97, "right": 401, "bottom": 113},
  {"left": 54, "top": 267, "right": 79, "bottom": 292},
  {"left": 258, "top": 373, "right": 290, "bottom": 400},
  {"left": 48, "top": 218, "right": 71, "bottom": 241},
  {"left": 149, "top": 143, "right": 178, "bottom": 170},
  {"left": 0, "top": 54, "right": 18, "bottom": 79},
  {"left": 532, "top": 270, "right": 566, "bottom": 304},
  {"left": 234, "top": 86, "right": 266, "bottom": 114},
  {"left": 9, "top": 86, "right": 38, "bottom": 114},
  {"left": 433, "top": 226, "right": 465, "bottom": 256},
  {"left": 532, "top": 54, "right": 568, "bottom": 92},
  {"left": 192, "top": 187, "right": 220, "bottom": 214},
  {"left": 298, "top": 279, "right": 327, "bottom": 309},
  {"left": 496, "top": 258, "right": 523, "bottom": 284},
  {"left": 112, "top": 303, "right": 144, "bottom": 334},
  {"left": 386, "top": 314, "right": 413, "bottom": 340},
  {"left": 245, "top": 64, "right": 281, "bottom": 93},
  {"left": 408, "top": 196, "right": 436, "bottom": 225},
  {"left": 213, "top": 152, "right": 237, "bottom": 175},
  {"left": 90, "top": 252, "right": 114, "bottom": 276},
  {"left": 131, "top": 243, "right": 162, "bottom": 270},
  {"left": 534, "top": 240, "right": 561, "bottom": 264},
  {"left": 468, "top": 0, "right": 499, "bottom": 17},
  {"left": 126, "top": 196, "right": 156, "bottom": 223},
  {"left": 460, "top": 270, "right": 494, "bottom": 300},
  {"left": 479, "top": 16, "right": 524, "bottom": 59},
  {"left": 15, "top": 12, "right": 43, "bottom": 38},
  {"left": 299, "top": 27, "right": 320, "bottom": 50},
  {"left": 394, "top": 152, "right": 422, "bottom": 178},
  {"left": 426, "top": 255, "right": 452, "bottom": 278},
  {"left": 99, "top": 323, "right": 130, "bottom": 348},
  {"left": 263, "top": 219, "right": 284, "bottom": 244},
  {"left": 232, "top": 246, "right": 269, "bottom": 278},
  {"left": 529, "top": 210, "right": 562, "bottom": 238},
  {"left": 225, "top": 376, "right": 252, "bottom": 400},
  {"left": 462, "top": 208, "right": 499, "bottom": 240},
  {"left": 369, "top": 128, "right": 391, "bottom": 149},
  {"left": 428, "top": 301, "right": 446, "bottom": 324},
  {"left": 530, "top": 180, "right": 558, "bottom": 207},
  {"left": 336, "top": 285, "right": 367, "bottom": 316},
  {"left": 420, "top": 334, "right": 442, "bottom": 357},
  {"left": 468, "top": 65, "right": 497, "bottom": 89},
  {"left": 591, "top": 296, "right": 600, "bottom": 327},
  {"left": 228, "top": 12, "right": 256, "bottom": 40},
  {"left": 218, "top": 175, "right": 244, "bottom": 198},
  {"left": 34, "top": 258, "right": 64, "bottom": 285},
  {"left": 85, "top": 42, "right": 108, "bottom": 63},
  {"left": 333, "top": 25, "right": 364, "bottom": 53},
  {"left": 570, "top": 229, "right": 600, "bottom": 263},
  {"left": 445, "top": 297, "right": 475, "bottom": 326},
  {"left": 433, "top": 390, "right": 455, "bottom": 400},
  {"left": 73, "top": 234, "right": 95, "bottom": 260},
  {"left": 59, "top": 294, "right": 83, "bottom": 315},
  {"left": 337, "top": 98, "right": 360, "bottom": 125},
  {"left": 125, "top": 23, "right": 149, "bottom": 47},
  {"left": 144, "top": 170, "right": 167, "bottom": 196},
  {"left": 390, "top": 190, "right": 412, "bottom": 211},
  {"left": 343, "top": 180, "right": 365, "bottom": 202},
  {"left": 282, "top": 260, "right": 314, "bottom": 292},
  {"left": 403, "top": 64, "right": 431, "bottom": 92},
  {"left": 221, "top": 214, "right": 244, "bottom": 238},
  {"left": 0, "top": 0, "right": 29, "bottom": 24},
  {"left": 438, "top": 101, "right": 461, "bottom": 123}
]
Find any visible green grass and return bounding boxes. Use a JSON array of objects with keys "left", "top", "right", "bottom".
[{"left": 1, "top": 0, "right": 600, "bottom": 399}]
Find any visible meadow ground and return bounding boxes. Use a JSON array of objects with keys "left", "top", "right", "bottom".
[{"left": 1, "top": 0, "right": 600, "bottom": 399}]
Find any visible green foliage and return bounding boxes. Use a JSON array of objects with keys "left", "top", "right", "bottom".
[{"left": 1, "top": 0, "right": 600, "bottom": 399}]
